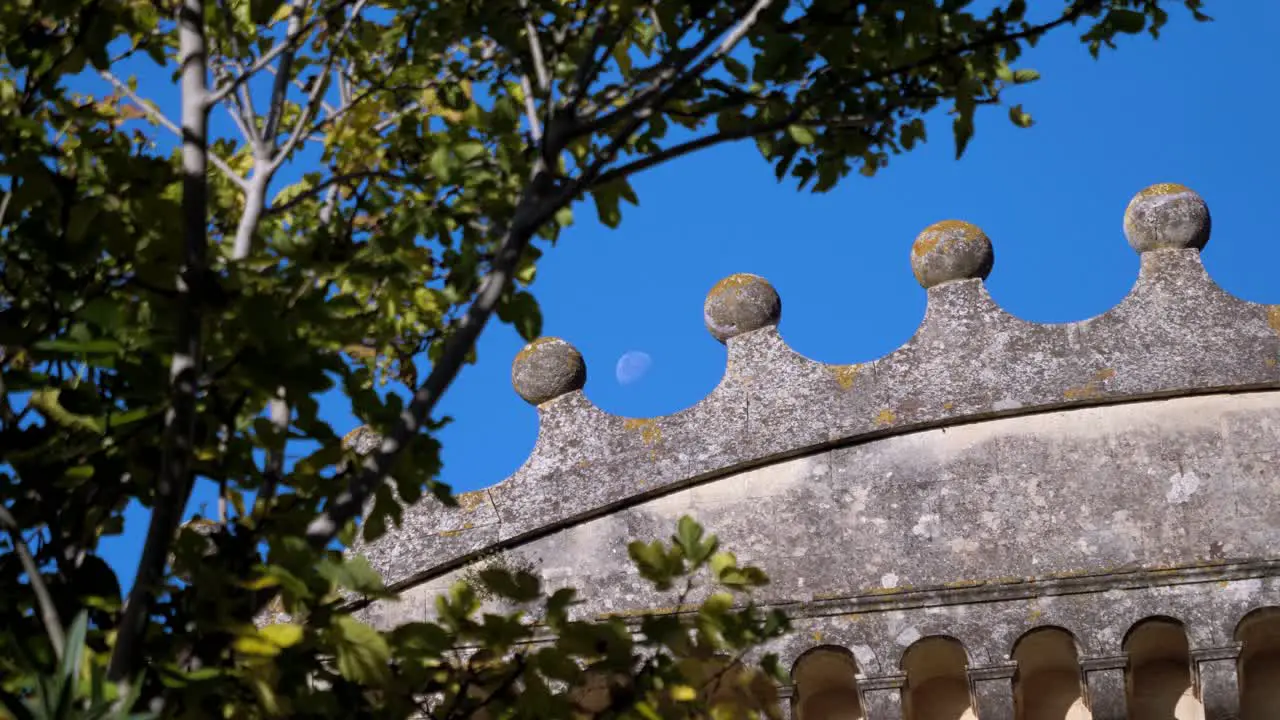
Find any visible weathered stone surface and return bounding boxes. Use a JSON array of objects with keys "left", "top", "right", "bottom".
[
  {"left": 968, "top": 664, "right": 1016, "bottom": 720},
  {"left": 1082, "top": 657, "right": 1128, "bottom": 720},
  {"left": 858, "top": 675, "right": 904, "bottom": 720},
  {"left": 347, "top": 185, "right": 1280, "bottom": 711},
  {"left": 909, "top": 220, "right": 994, "bottom": 288},
  {"left": 1124, "top": 183, "right": 1211, "bottom": 252},
  {"left": 358, "top": 254, "right": 1280, "bottom": 588},
  {"left": 703, "top": 273, "right": 782, "bottom": 342},
  {"left": 510, "top": 337, "right": 586, "bottom": 405},
  {"left": 1194, "top": 647, "right": 1242, "bottom": 720}
]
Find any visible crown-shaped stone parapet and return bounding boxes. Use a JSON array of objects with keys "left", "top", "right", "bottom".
[{"left": 358, "top": 184, "right": 1280, "bottom": 589}]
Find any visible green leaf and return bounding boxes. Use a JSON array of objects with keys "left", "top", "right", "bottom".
[
  {"left": 496, "top": 290, "right": 542, "bottom": 341},
  {"left": 1008, "top": 104, "right": 1034, "bottom": 128},
  {"left": 710, "top": 551, "right": 737, "bottom": 580},
  {"left": 786, "top": 125, "right": 816, "bottom": 145},
  {"left": 722, "top": 57, "right": 748, "bottom": 83},
  {"left": 428, "top": 145, "right": 455, "bottom": 181},
  {"left": 249, "top": 0, "right": 287, "bottom": 23},
  {"left": 60, "top": 612, "right": 89, "bottom": 694},
  {"left": 332, "top": 615, "right": 391, "bottom": 685},
  {"left": 319, "top": 555, "right": 389, "bottom": 595},
  {"left": 952, "top": 115, "right": 974, "bottom": 159},
  {"left": 1109, "top": 9, "right": 1147, "bottom": 34}
]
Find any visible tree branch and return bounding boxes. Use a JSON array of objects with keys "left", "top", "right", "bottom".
[
  {"left": 0, "top": 505, "right": 65, "bottom": 660},
  {"left": 99, "top": 70, "right": 249, "bottom": 190},
  {"left": 520, "top": 74, "right": 543, "bottom": 142},
  {"left": 230, "top": 173, "right": 270, "bottom": 260},
  {"left": 108, "top": 0, "right": 210, "bottom": 685},
  {"left": 205, "top": 13, "right": 325, "bottom": 106},
  {"left": 263, "top": 0, "right": 311, "bottom": 143},
  {"left": 519, "top": 0, "right": 550, "bottom": 93},
  {"left": 258, "top": 387, "right": 289, "bottom": 508},
  {"left": 302, "top": 170, "right": 567, "bottom": 548},
  {"left": 571, "top": 0, "right": 773, "bottom": 142}
]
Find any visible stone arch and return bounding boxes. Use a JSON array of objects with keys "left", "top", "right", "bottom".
[
  {"left": 1236, "top": 607, "right": 1280, "bottom": 720},
  {"left": 900, "top": 636, "right": 976, "bottom": 720},
  {"left": 1011, "top": 627, "right": 1090, "bottom": 720},
  {"left": 1123, "top": 616, "right": 1202, "bottom": 720},
  {"left": 792, "top": 645, "right": 864, "bottom": 720}
]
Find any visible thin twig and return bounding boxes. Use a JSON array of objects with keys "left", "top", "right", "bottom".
[
  {"left": 0, "top": 184, "right": 12, "bottom": 229},
  {"left": 0, "top": 505, "right": 65, "bottom": 660}
]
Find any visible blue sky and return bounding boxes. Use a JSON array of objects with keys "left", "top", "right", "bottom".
[
  {"left": 95, "top": 5, "right": 1280, "bottom": 584},
  {"left": 441, "top": 5, "right": 1280, "bottom": 487}
]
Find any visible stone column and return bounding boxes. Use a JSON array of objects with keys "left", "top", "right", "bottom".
[
  {"left": 1082, "top": 656, "right": 1129, "bottom": 720},
  {"left": 968, "top": 663, "right": 1017, "bottom": 720},
  {"left": 858, "top": 674, "right": 905, "bottom": 720},
  {"left": 1193, "top": 645, "right": 1241, "bottom": 720}
]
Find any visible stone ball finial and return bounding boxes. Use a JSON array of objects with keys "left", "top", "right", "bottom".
[
  {"left": 910, "top": 220, "right": 994, "bottom": 288},
  {"left": 704, "top": 273, "right": 782, "bottom": 343},
  {"left": 1123, "top": 183, "right": 1211, "bottom": 253},
  {"left": 511, "top": 337, "right": 586, "bottom": 405}
]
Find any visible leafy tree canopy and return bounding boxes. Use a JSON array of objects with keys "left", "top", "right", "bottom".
[{"left": 0, "top": 0, "right": 1207, "bottom": 716}]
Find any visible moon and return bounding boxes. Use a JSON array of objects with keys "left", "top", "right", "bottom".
[{"left": 614, "top": 351, "right": 653, "bottom": 386}]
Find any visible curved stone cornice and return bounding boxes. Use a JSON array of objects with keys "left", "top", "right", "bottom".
[{"left": 356, "top": 184, "right": 1280, "bottom": 590}]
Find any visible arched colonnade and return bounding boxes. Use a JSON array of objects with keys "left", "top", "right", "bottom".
[{"left": 790, "top": 609, "right": 1280, "bottom": 720}]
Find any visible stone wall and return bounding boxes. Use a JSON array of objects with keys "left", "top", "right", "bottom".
[{"left": 351, "top": 184, "right": 1280, "bottom": 719}]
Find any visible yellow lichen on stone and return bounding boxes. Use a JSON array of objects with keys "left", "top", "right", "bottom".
[
  {"left": 942, "top": 401, "right": 955, "bottom": 411},
  {"left": 623, "top": 418, "right": 662, "bottom": 446},
  {"left": 706, "top": 273, "right": 763, "bottom": 300},
  {"left": 912, "top": 232, "right": 942, "bottom": 259},
  {"left": 1064, "top": 368, "right": 1116, "bottom": 400},
  {"left": 829, "top": 364, "right": 861, "bottom": 391},
  {"left": 513, "top": 336, "right": 562, "bottom": 365},
  {"left": 457, "top": 490, "right": 489, "bottom": 512},
  {"left": 1267, "top": 306, "right": 1280, "bottom": 335},
  {"left": 598, "top": 603, "right": 698, "bottom": 619},
  {"left": 1135, "top": 182, "right": 1192, "bottom": 199},
  {"left": 874, "top": 408, "right": 896, "bottom": 427},
  {"left": 912, "top": 220, "right": 982, "bottom": 259},
  {"left": 811, "top": 631, "right": 824, "bottom": 643}
]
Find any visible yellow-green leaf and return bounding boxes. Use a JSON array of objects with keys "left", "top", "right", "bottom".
[
  {"left": 259, "top": 623, "right": 304, "bottom": 649},
  {"left": 787, "top": 125, "right": 816, "bottom": 145},
  {"left": 670, "top": 684, "right": 698, "bottom": 702}
]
